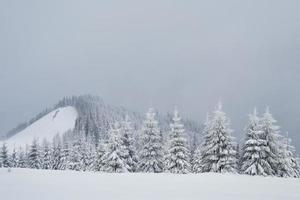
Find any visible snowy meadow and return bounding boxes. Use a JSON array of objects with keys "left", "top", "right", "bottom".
[{"left": 1, "top": 168, "right": 300, "bottom": 200}]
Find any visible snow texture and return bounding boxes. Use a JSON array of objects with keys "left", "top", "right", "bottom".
[
  {"left": 0, "top": 168, "right": 299, "bottom": 200},
  {"left": 5, "top": 106, "right": 78, "bottom": 150}
]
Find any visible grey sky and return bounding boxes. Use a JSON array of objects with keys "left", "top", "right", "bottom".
[{"left": 1, "top": 1, "right": 300, "bottom": 147}]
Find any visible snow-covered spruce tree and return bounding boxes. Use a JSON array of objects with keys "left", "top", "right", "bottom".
[
  {"left": 102, "top": 123, "right": 128, "bottom": 173},
  {"left": 277, "top": 133, "right": 300, "bottom": 178},
  {"left": 165, "top": 109, "right": 191, "bottom": 174},
  {"left": 59, "top": 140, "right": 70, "bottom": 170},
  {"left": 41, "top": 140, "right": 52, "bottom": 170},
  {"left": 193, "top": 103, "right": 237, "bottom": 173},
  {"left": 0, "top": 143, "right": 10, "bottom": 168},
  {"left": 138, "top": 108, "right": 164, "bottom": 173},
  {"left": 94, "top": 141, "right": 107, "bottom": 172},
  {"left": 51, "top": 135, "right": 62, "bottom": 170},
  {"left": 81, "top": 136, "right": 96, "bottom": 171},
  {"left": 192, "top": 114, "right": 210, "bottom": 173},
  {"left": 17, "top": 148, "right": 27, "bottom": 168},
  {"left": 260, "top": 108, "right": 281, "bottom": 176},
  {"left": 28, "top": 139, "right": 41, "bottom": 169},
  {"left": 120, "top": 115, "right": 138, "bottom": 172},
  {"left": 240, "top": 109, "right": 273, "bottom": 176},
  {"left": 10, "top": 148, "right": 19, "bottom": 168},
  {"left": 67, "top": 132, "right": 85, "bottom": 171}
]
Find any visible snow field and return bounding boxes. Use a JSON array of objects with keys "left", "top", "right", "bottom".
[
  {"left": 5, "top": 106, "right": 78, "bottom": 150},
  {"left": 1, "top": 168, "right": 300, "bottom": 200}
]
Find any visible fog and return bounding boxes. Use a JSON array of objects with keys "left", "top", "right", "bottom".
[{"left": 1, "top": 1, "right": 300, "bottom": 147}]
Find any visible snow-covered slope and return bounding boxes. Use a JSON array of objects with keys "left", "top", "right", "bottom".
[
  {"left": 5, "top": 106, "right": 78, "bottom": 149},
  {"left": 1, "top": 168, "right": 299, "bottom": 200}
]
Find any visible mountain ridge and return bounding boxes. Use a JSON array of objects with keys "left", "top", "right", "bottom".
[{"left": 3, "top": 95, "right": 202, "bottom": 150}]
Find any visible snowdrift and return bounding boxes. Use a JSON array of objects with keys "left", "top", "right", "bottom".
[
  {"left": 5, "top": 106, "right": 78, "bottom": 150},
  {"left": 1, "top": 168, "right": 299, "bottom": 200}
]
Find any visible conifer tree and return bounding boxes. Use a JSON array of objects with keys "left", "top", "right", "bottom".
[
  {"left": 165, "top": 109, "right": 191, "bottom": 174},
  {"left": 240, "top": 109, "right": 273, "bottom": 176},
  {"left": 277, "top": 133, "right": 300, "bottom": 178},
  {"left": 260, "top": 108, "right": 281, "bottom": 176},
  {"left": 41, "top": 140, "right": 52, "bottom": 170},
  {"left": 120, "top": 115, "right": 138, "bottom": 172},
  {"left": 60, "top": 140, "right": 70, "bottom": 170},
  {"left": 28, "top": 139, "right": 41, "bottom": 169},
  {"left": 81, "top": 137, "right": 96, "bottom": 171},
  {"left": 68, "top": 133, "right": 84, "bottom": 171},
  {"left": 17, "top": 148, "right": 27, "bottom": 168},
  {"left": 192, "top": 115, "right": 210, "bottom": 173},
  {"left": 94, "top": 141, "right": 107, "bottom": 172},
  {"left": 194, "top": 103, "right": 237, "bottom": 173},
  {"left": 138, "top": 108, "right": 164, "bottom": 173},
  {"left": 51, "top": 135, "right": 62, "bottom": 170},
  {"left": 0, "top": 143, "right": 10, "bottom": 168},
  {"left": 102, "top": 123, "right": 128, "bottom": 173},
  {"left": 10, "top": 148, "right": 19, "bottom": 168}
]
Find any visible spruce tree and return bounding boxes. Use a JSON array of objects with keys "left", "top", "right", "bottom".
[
  {"left": 192, "top": 115, "right": 210, "bottom": 173},
  {"left": 260, "top": 108, "right": 281, "bottom": 176},
  {"left": 94, "top": 141, "right": 107, "bottom": 172},
  {"left": 81, "top": 137, "right": 96, "bottom": 171},
  {"left": 17, "top": 148, "right": 27, "bottom": 168},
  {"left": 68, "top": 133, "right": 84, "bottom": 171},
  {"left": 277, "top": 133, "right": 300, "bottom": 178},
  {"left": 120, "top": 115, "right": 138, "bottom": 172},
  {"left": 165, "top": 109, "right": 191, "bottom": 174},
  {"left": 10, "top": 148, "right": 19, "bottom": 168},
  {"left": 41, "top": 140, "right": 52, "bottom": 170},
  {"left": 138, "top": 108, "right": 164, "bottom": 173},
  {"left": 28, "top": 139, "right": 41, "bottom": 169},
  {"left": 194, "top": 103, "right": 237, "bottom": 173},
  {"left": 0, "top": 143, "right": 10, "bottom": 168},
  {"left": 51, "top": 135, "right": 62, "bottom": 170},
  {"left": 60, "top": 140, "right": 70, "bottom": 170},
  {"left": 240, "top": 109, "right": 273, "bottom": 176},
  {"left": 102, "top": 123, "right": 128, "bottom": 173}
]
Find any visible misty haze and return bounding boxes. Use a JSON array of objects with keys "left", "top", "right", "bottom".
[{"left": 1, "top": 1, "right": 300, "bottom": 200}]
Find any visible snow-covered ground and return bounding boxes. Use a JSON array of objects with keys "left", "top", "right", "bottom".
[
  {"left": 5, "top": 106, "right": 78, "bottom": 150},
  {"left": 1, "top": 168, "right": 299, "bottom": 200}
]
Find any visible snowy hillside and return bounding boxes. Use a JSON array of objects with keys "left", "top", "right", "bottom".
[
  {"left": 5, "top": 106, "right": 78, "bottom": 149},
  {"left": 1, "top": 168, "right": 299, "bottom": 200},
  {"left": 4, "top": 95, "right": 202, "bottom": 153}
]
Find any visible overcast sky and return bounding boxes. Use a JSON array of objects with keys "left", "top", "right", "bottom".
[{"left": 1, "top": 1, "right": 300, "bottom": 147}]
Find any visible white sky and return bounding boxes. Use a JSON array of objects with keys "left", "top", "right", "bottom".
[{"left": 1, "top": 0, "right": 300, "bottom": 147}]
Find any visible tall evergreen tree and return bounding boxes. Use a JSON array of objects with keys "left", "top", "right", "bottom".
[
  {"left": 165, "top": 109, "right": 191, "bottom": 174},
  {"left": 120, "top": 115, "right": 138, "bottom": 172},
  {"left": 27, "top": 139, "right": 41, "bottom": 169},
  {"left": 17, "top": 148, "right": 27, "bottom": 168},
  {"left": 192, "top": 114, "right": 210, "bottom": 173},
  {"left": 51, "top": 135, "right": 62, "bottom": 170},
  {"left": 60, "top": 140, "right": 70, "bottom": 170},
  {"left": 94, "top": 141, "right": 107, "bottom": 172},
  {"left": 240, "top": 109, "right": 273, "bottom": 176},
  {"left": 81, "top": 137, "right": 96, "bottom": 171},
  {"left": 41, "top": 140, "right": 52, "bottom": 170},
  {"left": 260, "top": 108, "right": 281, "bottom": 176},
  {"left": 194, "top": 103, "right": 237, "bottom": 173},
  {"left": 10, "top": 148, "right": 19, "bottom": 168},
  {"left": 0, "top": 143, "right": 10, "bottom": 168},
  {"left": 277, "top": 133, "right": 300, "bottom": 178},
  {"left": 102, "top": 123, "right": 128, "bottom": 173},
  {"left": 68, "top": 132, "right": 85, "bottom": 171},
  {"left": 138, "top": 108, "right": 164, "bottom": 173}
]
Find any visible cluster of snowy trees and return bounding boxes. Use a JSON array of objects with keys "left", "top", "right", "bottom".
[{"left": 1, "top": 103, "right": 299, "bottom": 178}]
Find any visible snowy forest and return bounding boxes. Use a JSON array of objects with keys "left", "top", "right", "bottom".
[{"left": 1, "top": 96, "right": 299, "bottom": 178}]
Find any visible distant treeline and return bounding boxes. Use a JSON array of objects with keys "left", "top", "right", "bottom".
[{"left": 1, "top": 103, "right": 299, "bottom": 178}]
